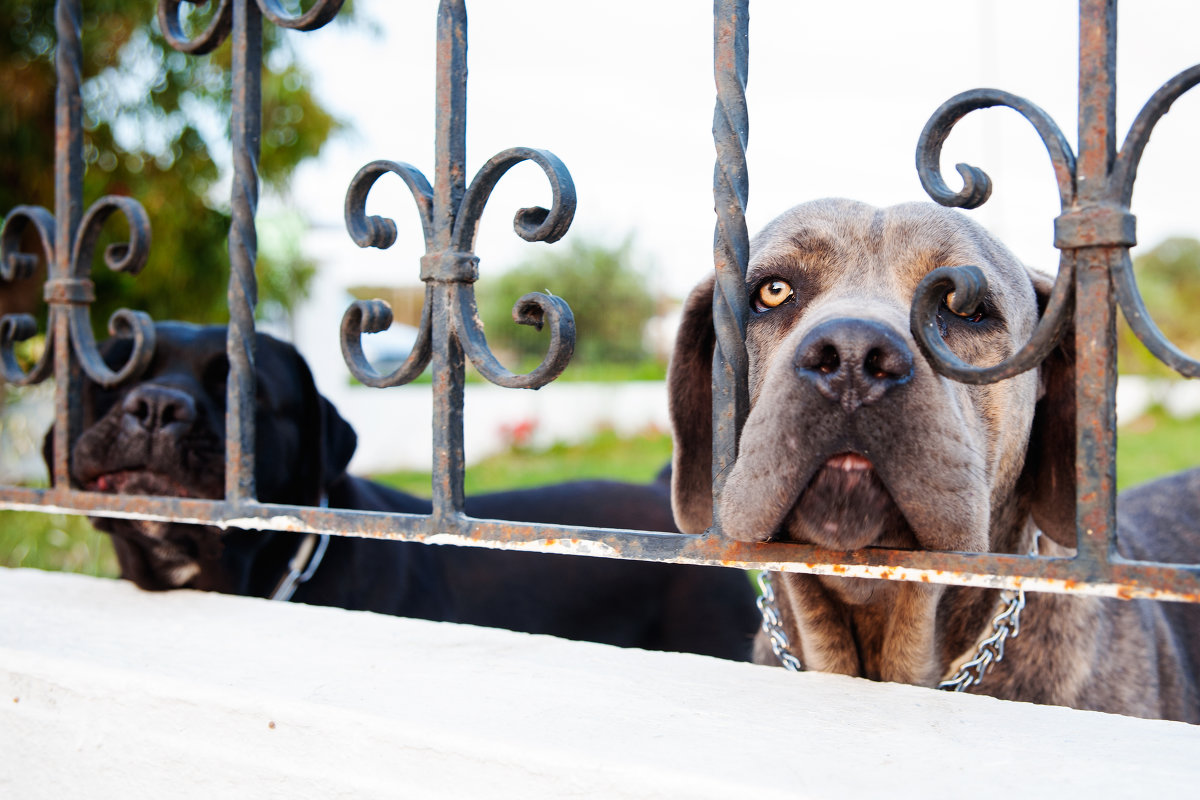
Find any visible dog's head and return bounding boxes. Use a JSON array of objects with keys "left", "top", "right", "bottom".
[
  {"left": 49, "top": 322, "right": 357, "bottom": 592},
  {"left": 669, "top": 199, "right": 1075, "bottom": 558}
]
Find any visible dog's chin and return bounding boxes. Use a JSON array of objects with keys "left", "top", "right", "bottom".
[{"left": 776, "top": 453, "right": 916, "bottom": 551}]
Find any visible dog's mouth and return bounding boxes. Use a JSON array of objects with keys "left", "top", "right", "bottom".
[
  {"left": 85, "top": 469, "right": 212, "bottom": 499},
  {"left": 776, "top": 452, "right": 916, "bottom": 551}
]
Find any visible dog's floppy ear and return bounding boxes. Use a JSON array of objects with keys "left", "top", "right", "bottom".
[
  {"left": 1018, "top": 269, "right": 1077, "bottom": 547},
  {"left": 668, "top": 275, "right": 716, "bottom": 533},
  {"left": 282, "top": 342, "right": 357, "bottom": 501},
  {"left": 318, "top": 392, "right": 357, "bottom": 486}
]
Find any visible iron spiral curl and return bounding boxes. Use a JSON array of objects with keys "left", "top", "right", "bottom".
[
  {"left": 455, "top": 288, "right": 575, "bottom": 390},
  {"left": 157, "top": 0, "right": 232, "bottom": 55},
  {"left": 1107, "top": 63, "right": 1200, "bottom": 378},
  {"left": 158, "top": 0, "right": 344, "bottom": 54},
  {"left": 344, "top": 160, "right": 435, "bottom": 251},
  {"left": 917, "top": 88, "right": 1077, "bottom": 211},
  {"left": 0, "top": 206, "right": 55, "bottom": 285},
  {"left": 452, "top": 148, "right": 575, "bottom": 251},
  {"left": 451, "top": 147, "right": 576, "bottom": 390},
  {"left": 66, "top": 197, "right": 157, "bottom": 388},
  {"left": 340, "top": 161, "right": 436, "bottom": 387},
  {"left": 911, "top": 89, "right": 1079, "bottom": 384}
]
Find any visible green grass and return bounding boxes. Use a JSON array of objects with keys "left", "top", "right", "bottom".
[
  {"left": 372, "top": 427, "right": 674, "bottom": 496},
  {"left": 355, "top": 359, "right": 668, "bottom": 388},
  {"left": 0, "top": 510, "right": 117, "bottom": 577},
  {"left": 1117, "top": 407, "right": 1200, "bottom": 490},
  {"left": 3, "top": 410, "right": 1197, "bottom": 577}
]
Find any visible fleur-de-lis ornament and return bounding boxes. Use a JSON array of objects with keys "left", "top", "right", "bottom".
[
  {"left": 338, "top": 1, "right": 576, "bottom": 518},
  {"left": 0, "top": 0, "right": 158, "bottom": 486},
  {"left": 340, "top": 2, "right": 576, "bottom": 392},
  {"left": 906, "top": 2, "right": 1200, "bottom": 574}
]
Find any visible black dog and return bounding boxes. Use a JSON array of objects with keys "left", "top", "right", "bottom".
[{"left": 58, "top": 323, "right": 758, "bottom": 660}]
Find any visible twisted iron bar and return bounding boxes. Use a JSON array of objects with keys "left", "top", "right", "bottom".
[
  {"left": 157, "top": 0, "right": 345, "bottom": 54},
  {"left": 710, "top": 0, "right": 750, "bottom": 502},
  {"left": 157, "top": 0, "right": 346, "bottom": 502},
  {"left": 340, "top": 6, "right": 576, "bottom": 393}
]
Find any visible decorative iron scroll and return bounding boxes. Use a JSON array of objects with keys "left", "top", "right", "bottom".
[
  {"left": 908, "top": 0, "right": 1198, "bottom": 582},
  {"left": 338, "top": 0, "right": 576, "bottom": 517},
  {"left": 911, "top": 69, "right": 1200, "bottom": 382},
  {"left": 0, "top": 0, "right": 158, "bottom": 487},
  {"left": 340, "top": 148, "right": 577, "bottom": 391}
]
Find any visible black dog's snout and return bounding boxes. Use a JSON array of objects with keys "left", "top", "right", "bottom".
[
  {"left": 122, "top": 385, "right": 197, "bottom": 434},
  {"left": 794, "top": 318, "right": 913, "bottom": 412}
]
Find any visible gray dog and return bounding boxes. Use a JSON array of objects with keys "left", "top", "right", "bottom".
[{"left": 668, "top": 198, "right": 1200, "bottom": 721}]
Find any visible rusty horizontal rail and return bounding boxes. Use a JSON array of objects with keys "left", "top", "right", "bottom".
[{"left": 1, "top": 485, "right": 1197, "bottom": 604}]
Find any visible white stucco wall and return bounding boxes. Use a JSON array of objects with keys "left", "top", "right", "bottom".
[{"left": 1, "top": 566, "right": 1198, "bottom": 799}]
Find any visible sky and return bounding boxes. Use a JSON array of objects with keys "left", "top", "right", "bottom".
[{"left": 273, "top": 0, "right": 1200, "bottom": 304}]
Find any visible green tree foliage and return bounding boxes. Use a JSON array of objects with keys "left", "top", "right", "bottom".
[
  {"left": 1117, "top": 237, "right": 1200, "bottom": 376},
  {"left": 0, "top": 0, "right": 346, "bottom": 330},
  {"left": 477, "top": 238, "right": 660, "bottom": 371}
]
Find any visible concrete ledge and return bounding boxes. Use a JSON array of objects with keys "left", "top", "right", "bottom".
[{"left": 1, "top": 567, "right": 1197, "bottom": 798}]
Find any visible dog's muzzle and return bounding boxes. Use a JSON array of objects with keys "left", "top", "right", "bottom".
[{"left": 793, "top": 318, "right": 913, "bottom": 413}]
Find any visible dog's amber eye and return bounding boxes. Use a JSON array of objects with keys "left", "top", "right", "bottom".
[
  {"left": 944, "top": 291, "right": 985, "bottom": 324},
  {"left": 755, "top": 280, "right": 794, "bottom": 311}
]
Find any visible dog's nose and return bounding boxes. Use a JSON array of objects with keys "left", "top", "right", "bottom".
[
  {"left": 793, "top": 318, "right": 914, "bottom": 412},
  {"left": 122, "top": 385, "right": 197, "bottom": 434}
]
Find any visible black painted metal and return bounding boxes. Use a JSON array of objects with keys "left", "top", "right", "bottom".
[{"left": 1, "top": 0, "right": 1198, "bottom": 604}]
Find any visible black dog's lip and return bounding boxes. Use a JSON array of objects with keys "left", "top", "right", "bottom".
[{"left": 84, "top": 469, "right": 200, "bottom": 498}]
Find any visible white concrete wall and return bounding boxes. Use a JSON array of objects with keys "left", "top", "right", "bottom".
[{"left": 2, "top": 566, "right": 1198, "bottom": 799}]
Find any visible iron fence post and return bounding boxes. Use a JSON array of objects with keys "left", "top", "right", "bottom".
[
  {"left": 1073, "top": 0, "right": 1119, "bottom": 571},
  {"left": 50, "top": 0, "right": 84, "bottom": 491},
  {"left": 430, "top": 0, "right": 470, "bottom": 520}
]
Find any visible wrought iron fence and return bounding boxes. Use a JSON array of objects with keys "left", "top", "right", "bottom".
[{"left": 1, "top": 0, "right": 1198, "bottom": 604}]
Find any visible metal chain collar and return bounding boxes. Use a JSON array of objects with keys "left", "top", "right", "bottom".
[
  {"left": 270, "top": 497, "right": 332, "bottom": 602},
  {"left": 756, "top": 530, "right": 1039, "bottom": 691},
  {"left": 935, "top": 587, "right": 1025, "bottom": 692},
  {"left": 755, "top": 570, "right": 804, "bottom": 671}
]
